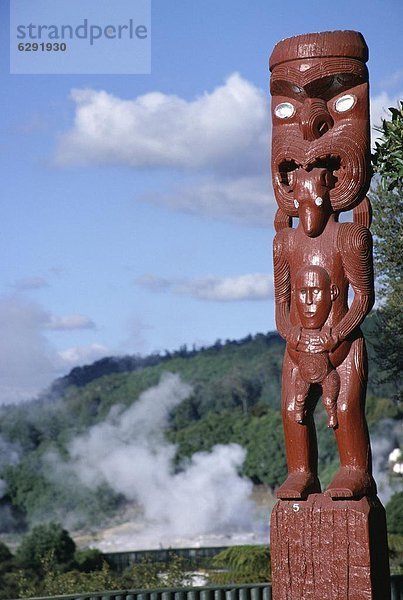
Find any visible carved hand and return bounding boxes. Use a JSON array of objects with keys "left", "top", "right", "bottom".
[{"left": 298, "top": 329, "right": 339, "bottom": 354}]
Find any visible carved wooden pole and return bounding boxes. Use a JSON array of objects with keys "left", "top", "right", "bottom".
[{"left": 268, "top": 31, "right": 390, "bottom": 599}]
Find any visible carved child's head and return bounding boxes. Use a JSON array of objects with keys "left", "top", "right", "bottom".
[{"left": 295, "top": 265, "right": 338, "bottom": 329}]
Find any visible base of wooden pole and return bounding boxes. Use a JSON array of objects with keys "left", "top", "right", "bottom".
[{"left": 270, "top": 494, "right": 390, "bottom": 599}]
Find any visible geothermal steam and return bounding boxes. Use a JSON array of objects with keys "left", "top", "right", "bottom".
[{"left": 62, "top": 373, "right": 254, "bottom": 538}]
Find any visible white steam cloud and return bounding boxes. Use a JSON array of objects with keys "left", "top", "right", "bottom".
[
  {"left": 55, "top": 373, "right": 254, "bottom": 541},
  {"left": 371, "top": 419, "right": 403, "bottom": 505}
]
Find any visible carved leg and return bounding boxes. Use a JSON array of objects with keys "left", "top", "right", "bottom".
[
  {"left": 277, "top": 352, "right": 321, "bottom": 500},
  {"left": 325, "top": 338, "right": 376, "bottom": 498},
  {"left": 322, "top": 368, "right": 340, "bottom": 429},
  {"left": 294, "top": 370, "right": 310, "bottom": 423}
]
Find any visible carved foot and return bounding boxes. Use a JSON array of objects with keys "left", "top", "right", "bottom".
[
  {"left": 325, "top": 467, "right": 376, "bottom": 499},
  {"left": 327, "top": 413, "right": 338, "bottom": 429},
  {"left": 277, "top": 472, "right": 321, "bottom": 500},
  {"left": 322, "top": 397, "right": 338, "bottom": 429},
  {"left": 294, "top": 393, "right": 306, "bottom": 424}
]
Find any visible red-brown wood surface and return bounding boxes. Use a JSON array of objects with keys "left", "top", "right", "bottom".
[
  {"left": 270, "top": 30, "right": 375, "bottom": 501},
  {"left": 270, "top": 495, "right": 390, "bottom": 600},
  {"left": 268, "top": 30, "right": 390, "bottom": 598}
]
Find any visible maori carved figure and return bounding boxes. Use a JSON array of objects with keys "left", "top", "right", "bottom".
[
  {"left": 293, "top": 264, "right": 340, "bottom": 429},
  {"left": 270, "top": 31, "right": 376, "bottom": 500}
]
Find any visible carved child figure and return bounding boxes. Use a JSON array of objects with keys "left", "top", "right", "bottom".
[{"left": 293, "top": 265, "right": 340, "bottom": 428}]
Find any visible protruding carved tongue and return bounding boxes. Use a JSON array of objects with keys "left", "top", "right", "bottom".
[{"left": 300, "top": 204, "right": 317, "bottom": 236}]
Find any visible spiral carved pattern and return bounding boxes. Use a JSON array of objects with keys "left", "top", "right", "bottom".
[
  {"left": 273, "top": 233, "right": 291, "bottom": 304},
  {"left": 299, "top": 353, "right": 329, "bottom": 384},
  {"left": 314, "top": 129, "right": 370, "bottom": 212},
  {"left": 337, "top": 223, "right": 373, "bottom": 295}
]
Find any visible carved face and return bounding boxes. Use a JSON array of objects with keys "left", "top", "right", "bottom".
[
  {"left": 295, "top": 266, "right": 337, "bottom": 329},
  {"left": 269, "top": 31, "right": 371, "bottom": 218}
]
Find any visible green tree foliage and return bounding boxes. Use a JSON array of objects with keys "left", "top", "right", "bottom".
[
  {"left": 388, "top": 534, "right": 403, "bottom": 575},
  {"left": 4, "top": 456, "right": 122, "bottom": 530},
  {"left": 0, "top": 329, "right": 398, "bottom": 532},
  {"left": 208, "top": 545, "right": 271, "bottom": 584},
  {"left": 386, "top": 491, "right": 403, "bottom": 535},
  {"left": 169, "top": 408, "right": 287, "bottom": 489},
  {"left": 0, "top": 541, "right": 17, "bottom": 600},
  {"left": 15, "top": 522, "right": 76, "bottom": 571},
  {"left": 119, "top": 554, "right": 191, "bottom": 589},
  {"left": 118, "top": 556, "right": 160, "bottom": 589},
  {"left": 372, "top": 101, "right": 403, "bottom": 191},
  {"left": 0, "top": 540, "right": 12, "bottom": 563},
  {"left": 14, "top": 549, "right": 191, "bottom": 597},
  {"left": 387, "top": 491, "right": 403, "bottom": 576},
  {"left": 73, "top": 548, "right": 105, "bottom": 572},
  {"left": 17, "top": 555, "right": 118, "bottom": 597},
  {"left": 370, "top": 102, "right": 403, "bottom": 393}
]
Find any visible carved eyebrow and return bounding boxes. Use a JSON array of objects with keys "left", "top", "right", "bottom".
[{"left": 270, "top": 59, "right": 367, "bottom": 97}]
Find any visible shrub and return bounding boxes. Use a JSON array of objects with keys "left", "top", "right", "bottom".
[
  {"left": 16, "top": 522, "right": 76, "bottom": 570},
  {"left": 386, "top": 492, "right": 403, "bottom": 535},
  {"left": 208, "top": 545, "right": 271, "bottom": 584}
]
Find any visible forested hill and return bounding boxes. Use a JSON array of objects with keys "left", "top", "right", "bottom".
[{"left": 0, "top": 319, "right": 400, "bottom": 534}]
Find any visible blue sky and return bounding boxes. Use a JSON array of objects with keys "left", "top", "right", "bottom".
[{"left": 1, "top": 0, "right": 402, "bottom": 403}]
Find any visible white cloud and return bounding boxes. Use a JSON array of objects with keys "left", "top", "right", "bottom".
[
  {"left": 370, "top": 90, "right": 403, "bottom": 145},
  {"left": 55, "top": 76, "right": 403, "bottom": 177},
  {"left": 0, "top": 295, "right": 108, "bottom": 403},
  {"left": 143, "top": 174, "right": 275, "bottom": 227},
  {"left": 178, "top": 274, "right": 273, "bottom": 301},
  {"left": 58, "top": 343, "right": 109, "bottom": 367},
  {"left": 55, "top": 73, "right": 268, "bottom": 176},
  {"left": 137, "top": 273, "right": 273, "bottom": 302},
  {"left": 0, "top": 296, "right": 60, "bottom": 404},
  {"left": 54, "top": 76, "right": 402, "bottom": 228},
  {"left": 46, "top": 314, "right": 95, "bottom": 331}
]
